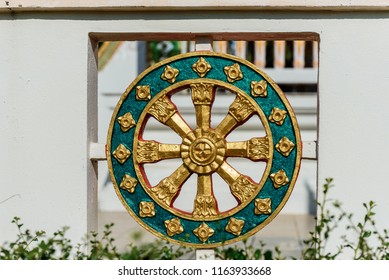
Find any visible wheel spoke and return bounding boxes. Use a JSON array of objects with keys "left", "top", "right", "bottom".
[
  {"left": 148, "top": 95, "right": 192, "bottom": 138},
  {"left": 190, "top": 83, "right": 215, "bottom": 129},
  {"left": 193, "top": 175, "right": 218, "bottom": 218},
  {"left": 217, "top": 162, "right": 261, "bottom": 204},
  {"left": 226, "top": 136, "right": 269, "bottom": 162},
  {"left": 151, "top": 165, "right": 192, "bottom": 207},
  {"left": 215, "top": 94, "right": 256, "bottom": 137},
  {"left": 136, "top": 140, "right": 181, "bottom": 164}
]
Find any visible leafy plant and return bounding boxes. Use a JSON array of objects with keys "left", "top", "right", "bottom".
[{"left": 1, "top": 178, "right": 389, "bottom": 260}]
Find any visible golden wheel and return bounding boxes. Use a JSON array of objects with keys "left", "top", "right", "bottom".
[{"left": 107, "top": 52, "right": 302, "bottom": 247}]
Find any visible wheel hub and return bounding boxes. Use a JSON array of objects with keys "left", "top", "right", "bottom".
[{"left": 181, "top": 128, "right": 226, "bottom": 174}]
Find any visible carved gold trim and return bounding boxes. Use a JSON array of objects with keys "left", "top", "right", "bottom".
[
  {"left": 251, "top": 80, "right": 268, "bottom": 97},
  {"left": 192, "top": 57, "right": 212, "bottom": 77},
  {"left": 119, "top": 174, "right": 137, "bottom": 193},
  {"left": 225, "top": 217, "right": 245, "bottom": 236},
  {"left": 161, "top": 65, "right": 179, "bottom": 83},
  {"left": 139, "top": 201, "right": 156, "bottom": 218},
  {"left": 117, "top": 112, "right": 136, "bottom": 132},
  {"left": 193, "top": 222, "right": 214, "bottom": 242},
  {"left": 275, "top": 137, "right": 295, "bottom": 157},
  {"left": 112, "top": 144, "right": 131, "bottom": 164},
  {"left": 254, "top": 198, "right": 272, "bottom": 215},
  {"left": 164, "top": 218, "right": 184, "bottom": 237},
  {"left": 270, "top": 169, "right": 289, "bottom": 188},
  {"left": 136, "top": 85, "right": 151, "bottom": 100},
  {"left": 224, "top": 63, "right": 243, "bottom": 82},
  {"left": 269, "top": 107, "right": 287, "bottom": 126}
]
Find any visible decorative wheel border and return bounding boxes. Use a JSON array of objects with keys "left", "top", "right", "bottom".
[{"left": 107, "top": 51, "right": 302, "bottom": 248}]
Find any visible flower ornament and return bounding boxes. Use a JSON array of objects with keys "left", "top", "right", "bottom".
[
  {"left": 254, "top": 198, "right": 272, "bottom": 215},
  {"left": 119, "top": 174, "right": 138, "bottom": 193},
  {"left": 164, "top": 218, "right": 184, "bottom": 237},
  {"left": 112, "top": 144, "right": 131, "bottom": 164},
  {"left": 224, "top": 63, "right": 243, "bottom": 82},
  {"left": 225, "top": 217, "right": 245, "bottom": 236},
  {"left": 275, "top": 137, "right": 295, "bottom": 157},
  {"left": 192, "top": 57, "right": 212, "bottom": 77},
  {"left": 161, "top": 65, "right": 179, "bottom": 83},
  {"left": 139, "top": 201, "right": 156, "bottom": 217},
  {"left": 270, "top": 169, "right": 289, "bottom": 188},
  {"left": 193, "top": 222, "right": 214, "bottom": 242},
  {"left": 251, "top": 80, "right": 268, "bottom": 97},
  {"left": 268, "top": 107, "right": 287, "bottom": 126},
  {"left": 117, "top": 112, "right": 136, "bottom": 132},
  {"left": 136, "top": 85, "right": 151, "bottom": 100}
]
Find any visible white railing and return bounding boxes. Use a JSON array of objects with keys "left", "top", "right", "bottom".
[{"left": 180, "top": 40, "right": 319, "bottom": 84}]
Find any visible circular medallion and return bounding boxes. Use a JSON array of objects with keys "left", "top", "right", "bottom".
[{"left": 107, "top": 52, "right": 302, "bottom": 248}]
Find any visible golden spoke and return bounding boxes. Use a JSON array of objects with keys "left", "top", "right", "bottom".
[
  {"left": 193, "top": 175, "right": 218, "bottom": 218},
  {"left": 190, "top": 83, "right": 215, "bottom": 129},
  {"left": 148, "top": 95, "right": 192, "bottom": 138},
  {"left": 136, "top": 140, "right": 181, "bottom": 164},
  {"left": 217, "top": 162, "right": 260, "bottom": 204},
  {"left": 151, "top": 165, "right": 192, "bottom": 207},
  {"left": 215, "top": 94, "right": 256, "bottom": 137},
  {"left": 226, "top": 136, "right": 269, "bottom": 162}
]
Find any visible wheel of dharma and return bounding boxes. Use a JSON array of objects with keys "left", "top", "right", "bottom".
[{"left": 107, "top": 52, "right": 302, "bottom": 248}]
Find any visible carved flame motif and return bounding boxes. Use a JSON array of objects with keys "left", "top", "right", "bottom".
[
  {"left": 230, "top": 175, "right": 259, "bottom": 203},
  {"left": 137, "top": 140, "right": 158, "bottom": 163},
  {"left": 191, "top": 83, "right": 214, "bottom": 105},
  {"left": 148, "top": 96, "right": 176, "bottom": 123},
  {"left": 229, "top": 95, "right": 256, "bottom": 122},
  {"left": 193, "top": 195, "right": 218, "bottom": 218},
  {"left": 151, "top": 177, "right": 179, "bottom": 207},
  {"left": 248, "top": 137, "right": 269, "bottom": 161}
]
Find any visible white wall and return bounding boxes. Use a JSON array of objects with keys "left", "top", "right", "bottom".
[{"left": 1, "top": 9, "right": 389, "bottom": 255}]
